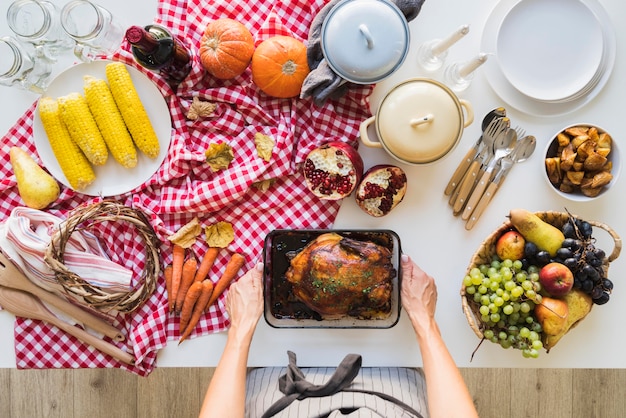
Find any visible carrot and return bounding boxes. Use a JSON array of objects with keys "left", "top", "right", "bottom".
[
  {"left": 178, "top": 280, "right": 204, "bottom": 334},
  {"left": 164, "top": 264, "right": 173, "bottom": 312},
  {"left": 179, "top": 279, "right": 214, "bottom": 344},
  {"left": 174, "top": 255, "right": 198, "bottom": 314},
  {"left": 205, "top": 253, "right": 246, "bottom": 311},
  {"left": 194, "top": 247, "right": 220, "bottom": 282},
  {"left": 170, "top": 244, "right": 185, "bottom": 313}
]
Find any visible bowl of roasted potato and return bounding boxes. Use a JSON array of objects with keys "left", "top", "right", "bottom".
[{"left": 544, "top": 124, "right": 620, "bottom": 201}]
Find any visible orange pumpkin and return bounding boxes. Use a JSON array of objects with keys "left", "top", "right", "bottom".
[
  {"left": 251, "top": 35, "right": 310, "bottom": 99},
  {"left": 199, "top": 18, "right": 255, "bottom": 80}
]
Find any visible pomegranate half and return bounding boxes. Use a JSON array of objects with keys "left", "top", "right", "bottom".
[
  {"left": 302, "top": 141, "right": 364, "bottom": 200},
  {"left": 355, "top": 164, "right": 407, "bottom": 217}
]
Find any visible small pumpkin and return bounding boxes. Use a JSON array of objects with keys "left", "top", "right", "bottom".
[
  {"left": 199, "top": 18, "right": 255, "bottom": 80},
  {"left": 251, "top": 35, "right": 310, "bottom": 99}
]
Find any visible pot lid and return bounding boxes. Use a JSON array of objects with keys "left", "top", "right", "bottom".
[
  {"left": 321, "top": 0, "right": 410, "bottom": 84},
  {"left": 376, "top": 78, "right": 465, "bottom": 164}
]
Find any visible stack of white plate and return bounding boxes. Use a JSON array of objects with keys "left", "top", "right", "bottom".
[{"left": 481, "top": 0, "right": 616, "bottom": 117}]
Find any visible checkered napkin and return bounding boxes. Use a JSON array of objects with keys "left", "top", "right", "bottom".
[{"left": 0, "top": 0, "right": 373, "bottom": 376}]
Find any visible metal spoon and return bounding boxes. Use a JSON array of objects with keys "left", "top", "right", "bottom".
[
  {"left": 465, "top": 135, "right": 537, "bottom": 230},
  {"left": 461, "top": 127, "right": 518, "bottom": 220}
]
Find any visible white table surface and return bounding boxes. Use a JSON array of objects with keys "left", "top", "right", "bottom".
[{"left": 1, "top": 0, "right": 625, "bottom": 369}]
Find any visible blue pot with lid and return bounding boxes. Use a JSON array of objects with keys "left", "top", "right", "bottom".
[{"left": 321, "top": 0, "right": 410, "bottom": 84}]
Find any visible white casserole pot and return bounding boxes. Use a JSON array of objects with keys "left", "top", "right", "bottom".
[
  {"left": 321, "top": 0, "right": 410, "bottom": 84},
  {"left": 360, "top": 78, "right": 474, "bottom": 165}
]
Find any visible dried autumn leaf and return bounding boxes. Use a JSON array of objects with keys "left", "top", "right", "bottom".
[
  {"left": 205, "top": 221, "right": 235, "bottom": 248},
  {"left": 252, "top": 178, "right": 276, "bottom": 192},
  {"left": 205, "top": 142, "right": 234, "bottom": 172},
  {"left": 168, "top": 217, "right": 202, "bottom": 248},
  {"left": 187, "top": 96, "right": 217, "bottom": 121},
  {"left": 254, "top": 132, "right": 275, "bottom": 162}
]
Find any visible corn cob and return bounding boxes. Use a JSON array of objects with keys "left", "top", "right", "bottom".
[
  {"left": 58, "top": 92, "right": 108, "bottom": 166},
  {"left": 105, "top": 62, "right": 160, "bottom": 159},
  {"left": 37, "top": 97, "right": 96, "bottom": 191},
  {"left": 83, "top": 75, "right": 138, "bottom": 168}
]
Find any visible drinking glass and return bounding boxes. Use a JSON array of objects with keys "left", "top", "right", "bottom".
[
  {"left": 0, "top": 36, "right": 52, "bottom": 94},
  {"left": 60, "top": 0, "right": 124, "bottom": 62},
  {"left": 7, "top": 0, "right": 75, "bottom": 61}
]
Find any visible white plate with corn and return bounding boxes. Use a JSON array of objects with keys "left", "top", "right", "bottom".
[{"left": 33, "top": 60, "right": 172, "bottom": 196}]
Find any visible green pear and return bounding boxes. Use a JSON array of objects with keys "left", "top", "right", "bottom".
[{"left": 9, "top": 147, "right": 60, "bottom": 209}]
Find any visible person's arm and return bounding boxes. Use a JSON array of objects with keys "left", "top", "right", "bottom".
[
  {"left": 199, "top": 262, "right": 264, "bottom": 418},
  {"left": 400, "top": 255, "right": 479, "bottom": 418}
]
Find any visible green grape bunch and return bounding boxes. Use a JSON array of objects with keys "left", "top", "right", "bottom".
[{"left": 464, "top": 259, "right": 544, "bottom": 358}]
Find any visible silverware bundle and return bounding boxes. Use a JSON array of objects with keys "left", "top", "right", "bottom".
[{"left": 444, "top": 108, "right": 536, "bottom": 230}]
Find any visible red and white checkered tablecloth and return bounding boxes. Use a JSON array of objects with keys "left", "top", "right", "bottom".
[{"left": 0, "top": 0, "right": 373, "bottom": 376}]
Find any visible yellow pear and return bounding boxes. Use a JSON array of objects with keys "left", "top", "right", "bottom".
[
  {"left": 534, "top": 297, "right": 568, "bottom": 335},
  {"left": 543, "top": 289, "right": 593, "bottom": 351},
  {"left": 9, "top": 147, "right": 60, "bottom": 209},
  {"left": 509, "top": 209, "right": 565, "bottom": 257}
]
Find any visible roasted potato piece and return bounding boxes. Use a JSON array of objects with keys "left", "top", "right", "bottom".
[
  {"left": 597, "top": 132, "right": 612, "bottom": 149},
  {"left": 566, "top": 170, "right": 585, "bottom": 185},
  {"left": 583, "top": 152, "right": 607, "bottom": 171},
  {"left": 591, "top": 171, "right": 613, "bottom": 188},
  {"left": 571, "top": 135, "right": 590, "bottom": 149},
  {"left": 545, "top": 157, "right": 561, "bottom": 184},
  {"left": 559, "top": 144, "right": 577, "bottom": 171},
  {"left": 557, "top": 132, "right": 571, "bottom": 147},
  {"left": 576, "top": 140, "right": 596, "bottom": 159},
  {"left": 565, "top": 126, "right": 588, "bottom": 136}
]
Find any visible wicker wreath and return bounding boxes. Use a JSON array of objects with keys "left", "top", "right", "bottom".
[
  {"left": 44, "top": 201, "right": 161, "bottom": 313},
  {"left": 461, "top": 211, "right": 622, "bottom": 340}
]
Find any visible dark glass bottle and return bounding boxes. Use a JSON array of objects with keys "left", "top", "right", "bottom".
[{"left": 126, "top": 24, "right": 192, "bottom": 86}]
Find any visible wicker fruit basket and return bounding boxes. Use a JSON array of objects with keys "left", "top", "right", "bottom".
[
  {"left": 44, "top": 201, "right": 161, "bottom": 313},
  {"left": 461, "top": 211, "right": 622, "bottom": 340}
]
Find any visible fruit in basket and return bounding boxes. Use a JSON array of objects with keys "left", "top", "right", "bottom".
[
  {"left": 251, "top": 35, "right": 310, "bottom": 98},
  {"left": 464, "top": 260, "right": 545, "bottom": 358},
  {"left": 355, "top": 165, "right": 407, "bottom": 217},
  {"left": 534, "top": 297, "right": 568, "bottom": 335},
  {"left": 199, "top": 18, "right": 255, "bottom": 80},
  {"left": 539, "top": 262, "right": 574, "bottom": 297},
  {"left": 543, "top": 289, "right": 593, "bottom": 351},
  {"left": 303, "top": 141, "right": 364, "bottom": 200},
  {"left": 9, "top": 147, "right": 60, "bottom": 209},
  {"left": 495, "top": 230, "right": 525, "bottom": 260},
  {"left": 509, "top": 209, "right": 565, "bottom": 257}
]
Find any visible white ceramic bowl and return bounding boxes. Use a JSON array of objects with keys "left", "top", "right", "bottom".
[{"left": 544, "top": 123, "right": 620, "bottom": 201}]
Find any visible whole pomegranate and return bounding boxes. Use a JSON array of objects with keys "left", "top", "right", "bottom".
[
  {"left": 303, "top": 142, "right": 364, "bottom": 200},
  {"left": 355, "top": 165, "right": 407, "bottom": 217}
]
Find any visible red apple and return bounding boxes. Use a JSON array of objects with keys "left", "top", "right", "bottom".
[
  {"left": 495, "top": 230, "right": 526, "bottom": 261},
  {"left": 539, "top": 262, "right": 574, "bottom": 297}
]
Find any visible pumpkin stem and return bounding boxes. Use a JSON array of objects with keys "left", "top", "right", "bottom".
[
  {"left": 205, "top": 37, "right": 220, "bottom": 51},
  {"left": 282, "top": 60, "right": 298, "bottom": 76}
]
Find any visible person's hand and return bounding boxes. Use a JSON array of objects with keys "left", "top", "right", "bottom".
[
  {"left": 400, "top": 254, "right": 438, "bottom": 337},
  {"left": 225, "top": 262, "right": 264, "bottom": 339}
]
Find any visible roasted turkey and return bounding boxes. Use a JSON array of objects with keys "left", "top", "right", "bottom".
[{"left": 285, "top": 232, "right": 396, "bottom": 319}]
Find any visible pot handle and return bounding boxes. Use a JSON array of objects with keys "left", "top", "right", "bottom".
[
  {"left": 460, "top": 99, "right": 474, "bottom": 128},
  {"left": 359, "top": 116, "right": 382, "bottom": 148}
]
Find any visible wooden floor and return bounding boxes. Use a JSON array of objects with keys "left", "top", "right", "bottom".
[{"left": 1, "top": 367, "right": 624, "bottom": 417}]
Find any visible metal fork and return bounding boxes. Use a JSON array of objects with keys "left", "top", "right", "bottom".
[{"left": 449, "top": 117, "right": 510, "bottom": 212}]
